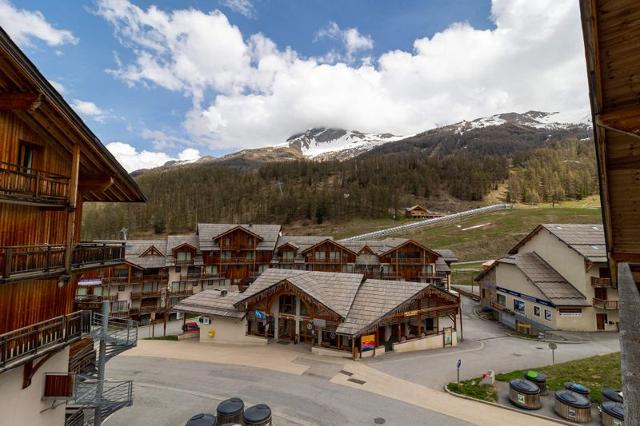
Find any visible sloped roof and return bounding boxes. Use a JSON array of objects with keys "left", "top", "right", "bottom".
[
  {"left": 300, "top": 238, "right": 358, "bottom": 256},
  {"left": 434, "top": 249, "right": 459, "bottom": 263},
  {"left": 275, "top": 235, "right": 330, "bottom": 252},
  {"left": 500, "top": 252, "right": 589, "bottom": 307},
  {"left": 405, "top": 205, "right": 428, "bottom": 211},
  {"left": 173, "top": 290, "right": 245, "bottom": 319},
  {"left": 167, "top": 234, "right": 199, "bottom": 252},
  {"left": 435, "top": 257, "right": 450, "bottom": 273},
  {"left": 337, "top": 280, "right": 452, "bottom": 335},
  {"left": 339, "top": 238, "right": 409, "bottom": 256},
  {"left": 124, "top": 239, "right": 167, "bottom": 269},
  {"left": 236, "top": 269, "right": 364, "bottom": 318},
  {"left": 510, "top": 224, "right": 607, "bottom": 263},
  {"left": 197, "top": 224, "right": 281, "bottom": 251}
]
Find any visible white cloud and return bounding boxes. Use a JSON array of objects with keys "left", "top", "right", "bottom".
[
  {"left": 0, "top": 0, "right": 78, "bottom": 47},
  {"left": 315, "top": 22, "right": 373, "bottom": 60},
  {"left": 71, "top": 99, "right": 110, "bottom": 123},
  {"left": 220, "top": 0, "right": 255, "bottom": 19},
  {"left": 98, "top": 0, "right": 590, "bottom": 151},
  {"left": 49, "top": 80, "right": 65, "bottom": 94},
  {"left": 106, "top": 142, "right": 201, "bottom": 172}
]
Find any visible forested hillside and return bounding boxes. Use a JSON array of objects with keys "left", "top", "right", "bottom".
[{"left": 82, "top": 137, "right": 598, "bottom": 239}]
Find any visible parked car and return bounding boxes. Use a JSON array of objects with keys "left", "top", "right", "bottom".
[{"left": 182, "top": 321, "right": 200, "bottom": 333}]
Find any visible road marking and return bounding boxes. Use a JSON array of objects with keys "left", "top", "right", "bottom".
[{"left": 132, "top": 381, "right": 318, "bottom": 426}]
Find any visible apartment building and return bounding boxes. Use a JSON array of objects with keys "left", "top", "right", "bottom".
[
  {"left": 477, "top": 224, "right": 617, "bottom": 333},
  {"left": 0, "top": 28, "right": 145, "bottom": 426}
]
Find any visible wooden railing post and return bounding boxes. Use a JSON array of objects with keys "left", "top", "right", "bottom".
[{"left": 4, "top": 248, "right": 12, "bottom": 278}]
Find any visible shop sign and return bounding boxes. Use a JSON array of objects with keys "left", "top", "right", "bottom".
[{"left": 361, "top": 334, "right": 376, "bottom": 351}]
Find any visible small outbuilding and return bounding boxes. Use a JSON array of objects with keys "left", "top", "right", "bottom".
[{"left": 404, "top": 205, "right": 441, "bottom": 219}]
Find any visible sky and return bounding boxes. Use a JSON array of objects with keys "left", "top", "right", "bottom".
[{"left": 1, "top": 0, "right": 590, "bottom": 172}]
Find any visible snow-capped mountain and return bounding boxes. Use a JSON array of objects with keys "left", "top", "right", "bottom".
[
  {"left": 449, "top": 111, "right": 592, "bottom": 135},
  {"left": 286, "top": 128, "right": 406, "bottom": 161}
]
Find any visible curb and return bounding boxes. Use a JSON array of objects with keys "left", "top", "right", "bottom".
[
  {"left": 506, "top": 334, "right": 586, "bottom": 344},
  {"left": 443, "top": 384, "right": 578, "bottom": 426}
]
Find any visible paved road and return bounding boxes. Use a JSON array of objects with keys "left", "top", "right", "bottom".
[
  {"left": 366, "top": 297, "right": 620, "bottom": 388},
  {"left": 106, "top": 356, "right": 472, "bottom": 426}
]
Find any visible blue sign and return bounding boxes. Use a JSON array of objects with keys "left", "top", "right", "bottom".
[
  {"left": 457, "top": 359, "right": 462, "bottom": 369},
  {"left": 254, "top": 310, "right": 266, "bottom": 320}
]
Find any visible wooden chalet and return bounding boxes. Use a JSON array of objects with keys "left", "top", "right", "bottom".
[
  {"left": 175, "top": 268, "right": 462, "bottom": 358},
  {"left": 198, "top": 223, "right": 281, "bottom": 288},
  {"left": 580, "top": 0, "right": 640, "bottom": 420},
  {"left": 404, "top": 205, "right": 441, "bottom": 219},
  {"left": 0, "top": 27, "right": 144, "bottom": 425}
]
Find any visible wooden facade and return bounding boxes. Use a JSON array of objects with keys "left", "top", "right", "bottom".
[{"left": 0, "top": 25, "right": 145, "bottom": 384}]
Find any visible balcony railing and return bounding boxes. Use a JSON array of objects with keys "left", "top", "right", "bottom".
[
  {"left": 592, "top": 298, "right": 619, "bottom": 310},
  {"left": 104, "top": 276, "right": 129, "bottom": 284},
  {"left": 72, "top": 242, "right": 126, "bottom": 270},
  {"left": 0, "top": 161, "right": 69, "bottom": 206},
  {"left": 130, "top": 291, "right": 141, "bottom": 300},
  {"left": 141, "top": 274, "right": 167, "bottom": 281},
  {"left": 169, "top": 289, "right": 193, "bottom": 298},
  {"left": 139, "top": 305, "right": 158, "bottom": 313},
  {"left": 141, "top": 290, "right": 161, "bottom": 298},
  {"left": 0, "top": 310, "right": 91, "bottom": 373},
  {"left": 173, "top": 277, "right": 223, "bottom": 288},
  {"left": 219, "top": 257, "right": 256, "bottom": 264},
  {"left": 591, "top": 276, "right": 616, "bottom": 288},
  {"left": 0, "top": 243, "right": 126, "bottom": 282},
  {"left": 389, "top": 257, "right": 424, "bottom": 264},
  {"left": 75, "top": 295, "right": 118, "bottom": 308}
]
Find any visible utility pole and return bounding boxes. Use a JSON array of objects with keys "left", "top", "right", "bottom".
[{"left": 95, "top": 300, "right": 109, "bottom": 426}]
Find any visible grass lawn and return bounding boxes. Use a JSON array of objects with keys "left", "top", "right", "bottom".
[
  {"left": 447, "top": 378, "right": 497, "bottom": 402},
  {"left": 495, "top": 352, "right": 621, "bottom": 403},
  {"left": 143, "top": 335, "right": 179, "bottom": 341},
  {"left": 395, "top": 203, "right": 601, "bottom": 261}
]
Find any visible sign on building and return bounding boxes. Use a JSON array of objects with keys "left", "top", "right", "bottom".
[{"left": 360, "top": 334, "right": 376, "bottom": 351}]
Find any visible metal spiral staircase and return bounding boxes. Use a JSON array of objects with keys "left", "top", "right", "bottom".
[{"left": 65, "top": 305, "right": 138, "bottom": 426}]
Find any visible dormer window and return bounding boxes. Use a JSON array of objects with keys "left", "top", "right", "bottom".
[
  {"left": 283, "top": 251, "right": 294, "bottom": 260},
  {"left": 177, "top": 251, "right": 191, "bottom": 262}
]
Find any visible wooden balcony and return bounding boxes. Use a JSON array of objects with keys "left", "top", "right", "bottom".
[
  {"left": 104, "top": 276, "right": 129, "bottom": 284},
  {"left": 141, "top": 274, "right": 167, "bottom": 282},
  {"left": 72, "top": 242, "right": 126, "bottom": 270},
  {"left": 0, "top": 242, "right": 126, "bottom": 282},
  {"left": 75, "top": 294, "right": 118, "bottom": 309},
  {"left": 389, "top": 258, "right": 424, "bottom": 264},
  {"left": 141, "top": 290, "right": 162, "bottom": 298},
  {"left": 219, "top": 257, "right": 257, "bottom": 264},
  {"left": 591, "top": 276, "right": 616, "bottom": 288},
  {"left": 0, "top": 161, "right": 69, "bottom": 207},
  {"left": 139, "top": 305, "right": 158, "bottom": 314},
  {"left": 43, "top": 373, "right": 76, "bottom": 399},
  {"left": 592, "top": 298, "right": 619, "bottom": 310},
  {"left": 0, "top": 310, "right": 91, "bottom": 374}
]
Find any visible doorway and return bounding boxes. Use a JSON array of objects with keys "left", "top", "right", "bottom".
[
  {"left": 596, "top": 313, "right": 607, "bottom": 331},
  {"left": 278, "top": 317, "right": 296, "bottom": 341}
]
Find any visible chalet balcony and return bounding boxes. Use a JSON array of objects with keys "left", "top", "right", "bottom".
[
  {"left": 141, "top": 274, "right": 168, "bottom": 282},
  {"left": 75, "top": 294, "right": 118, "bottom": 310},
  {"left": 174, "top": 258, "right": 194, "bottom": 266},
  {"left": 0, "top": 160, "right": 69, "bottom": 207},
  {"left": 130, "top": 291, "right": 141, "bottom": 300},
  {"left": 141, "top": 290, "right": 162, "bottom": 298},
  {"left": 173, "top": 277, "right": 222, "bottom": 288},
  {"left": 170, "top": 289, "right": 193, "bottom": 298},
  {"left": 139, "top": 305, "right": 158, "bottom": 314},
  {"left": 0, "top": 310, "right": 91, "bottom": 374},
  {"left": 219, "top": 257, "right": 257, "bottom": 264},
  {"left": 0, "top": 242, "right": 126, "bottom": 283},
  {"left": 104, "top": 276, "right": 129, "bottom": 285},
  {"left": 592, "top": 298, "right": 619, "bottom": 310},
  {"left": 389, "top": 257, "right": 424, "bottom": 264},
  {"left": 591, "top": 276, "right": 616, "bottom": 288}
]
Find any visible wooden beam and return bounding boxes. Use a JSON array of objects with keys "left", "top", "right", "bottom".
[
  {"left": 596, "top": 106, "right": 640, "bottom": 139},
  {"left": 78, "top": 176, "right": 114, "bottom": 193},
  {"left": 65, "top": 144, "right": 81, "bottom": 272},
  {"left": 0, "top": 92, "right": 41, "bottom": 111}
]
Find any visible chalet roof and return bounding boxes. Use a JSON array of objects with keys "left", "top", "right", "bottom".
[
  {"left": 336, "top": 280, "right": 452, "bottom": 336},
  {"left": 435, "top": 257, "right": 450, "bottom": 273},
  {"left": 197, "top": 224, "right": 281, "bottom": 251},
  {"left": 299, "top": 238, "right": 358, "bottom": 256},
  {"left": 236, "top": 269, "right": 364, "bottom": 318},
  {"left": 123, "top": 239, "right": 167, "bottom": 269},
  {"left": 167, "top": 234, "right": 199, "bottom": 252},
  {"left": 499, "top": 252, "right": 589, "bottom": 307},
  {"left": 173, "top": 290, "right": 245, "bottom": 319},
  {"left": 434, "top": 249, "right": 459, "bottom": 263},
  {"left": 510, "top": 224, "right": 607, "bottom": 263},
  {"left": 275, "top": 235, "right": 330, "bottom": 252},
  {"left": 405, "top": 205, "right": 427, "bottom": 211},
  {"left": 0, "top": 27, "right": 145, "bottom": 203},
  {"left": 339, "top": 238, "right": 409, "bottom": 256}
]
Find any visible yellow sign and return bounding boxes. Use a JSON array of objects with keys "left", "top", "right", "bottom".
[
  {"left": 361, "top": 334, "right": 375, "bottom": 351},
  {"left": 208, "top": 329, "right": 216, "bottom": 338}
]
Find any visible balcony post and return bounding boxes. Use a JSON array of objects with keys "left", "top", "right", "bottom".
[
  {"left": 64, "top": 144, "right": 80, "bottom": 273},
  {"left": 4, "top": 248, "right": 12, "bottom": 278}
]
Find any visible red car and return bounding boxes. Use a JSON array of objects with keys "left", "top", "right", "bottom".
[{"left": 182, "top": 321, "right": 200, "bottom": 333}]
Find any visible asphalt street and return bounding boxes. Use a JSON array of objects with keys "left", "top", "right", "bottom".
[{"left": 106, "top": 356, "right": 472, "bottom": 426}]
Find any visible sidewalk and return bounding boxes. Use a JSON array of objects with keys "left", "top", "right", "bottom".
[{"left": 124, "top": 340, "right": 558, "bottom": 425}]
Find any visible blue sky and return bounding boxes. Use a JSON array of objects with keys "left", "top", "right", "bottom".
[{"left": 1, "top": 0, "right": 588, "bottom": 171}]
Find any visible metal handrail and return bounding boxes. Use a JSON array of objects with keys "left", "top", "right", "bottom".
[{"left": 73, "top": 378, "right": 133, "bottom": 407}]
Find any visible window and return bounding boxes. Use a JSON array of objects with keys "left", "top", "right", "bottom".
[
  {"left": 246, "top": 251, "right": 254, "bottom": 260},
  {"left": 222, "top": 251, "right": 232, "bottom": 260},
  {"left": 544, "top": 309, "right": 552, "bottom": 321},
  {"left": 342, "top": 264, "right": 354, "bottom": 273},
  {"left": 247, "top": 236, "right": 253, "bottom": 245},
  {"left": 18, "top": 142, "right": 40, "bottom": 171},
  {"left": 118, "top": 285, "right": 125, "bottom": 292},
  {"left": 279, "top": 295, "right": 295, "bottom": 314},
  {"left": 175, "top": 266, "right": 181, "bottom": 273},
  {"left": 497, "top": 294, "right": 506, "bottom": 306},
  {"left": 282, "top": 251, "right": 294, "bottom": 261},
  {"left": 177, "top": 251, "right": 191, "bottom": 262},
  {"left": 329, "top": 251, "right": 339, "bottom": 261},
  {"left": 314, "top": 251, "right": 326, "bottom": 261},
  {"left": 513, "top": 299, "right": 525, "bottom": 313},
  {"left": 533, "top": 306, "right": 540, "bottom": 317},
  {"left": 205, "top": 265, "right": 217, "bottom": 275},
  {"left": 559, "top": 308, "right": 582, "bottom": 317},
  {"left": 94, "top": 287, "right": 103, "bottom": 296},
  {"left": 224, "top": 237, "right": 231, "bottom": 246},
  {"left": 77, "top": 287, "right": 87, "bottom": 296},
  {"left": 423, "top": 265, "right": 434, "bottom": 274}
]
